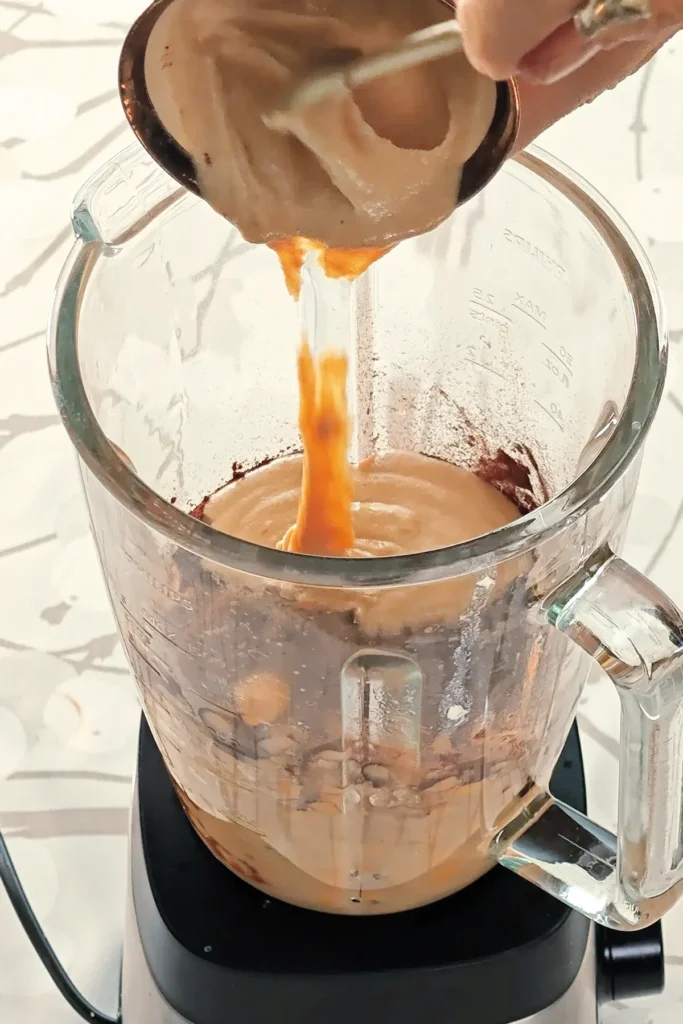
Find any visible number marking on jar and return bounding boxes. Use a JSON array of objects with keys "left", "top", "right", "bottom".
[
  {"left": 466, "top": 347, "right": 507, "bottom": 380},
  {"left": 469, "top": 287, "right": 511, "bottom": 339},
  {"left": 544, "top": 357, "right": 571, "bottom": 389},
  {"left": 535, "top": 400, "right": 565, "bottom": 432}
]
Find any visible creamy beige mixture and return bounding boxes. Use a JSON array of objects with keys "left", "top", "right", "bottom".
[
  {"left": 148, "top": 618, "right": 537, "bottom": 915},
  {"left": 144, "top": 0, "right": 496, "bottom": 247},
  {"left": 206, "top": 451, "right": 517, "bottom": 555},
  {"left": 177, "top": 771, "right": 537, "bottom": 915},
  {"left": 205, "top": 450, "right": 522, "bottom": 632},
  {"left": 126, "top": 450, "right": 541, "bottom": 915}
]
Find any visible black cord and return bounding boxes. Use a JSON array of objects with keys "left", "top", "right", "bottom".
[{"left": 0, "top": 829, "right": 121, "bottom": 1024}]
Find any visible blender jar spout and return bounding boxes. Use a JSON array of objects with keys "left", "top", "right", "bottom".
[{"left": 496, "top": 546, "right": 683, "bottom": 931}]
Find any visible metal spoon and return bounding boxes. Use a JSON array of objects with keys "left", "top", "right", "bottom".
[
  {"left": 264, "top": 21, "right": 468, "bottom": 129},
  {"left": 119, "top": 0, "right": 520, "bottom": 209}
]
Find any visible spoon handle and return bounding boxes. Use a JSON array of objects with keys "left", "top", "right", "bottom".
[{"left": 266, "top": 21, "right": 464, "bottom": 128}]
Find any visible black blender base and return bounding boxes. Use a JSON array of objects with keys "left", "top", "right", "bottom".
[{"left": 121, "top": 721, "right": 664, "bottom": 1024}]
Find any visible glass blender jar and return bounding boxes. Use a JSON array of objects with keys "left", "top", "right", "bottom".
[{"left": 50, "top": 142, "right": 683, "bottom": 930}]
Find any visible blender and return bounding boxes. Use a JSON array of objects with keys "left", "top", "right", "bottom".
[{"left": 15, "top": 138, "right": 677, "bottom": 1023}]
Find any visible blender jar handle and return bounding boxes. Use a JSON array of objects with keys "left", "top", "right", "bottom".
[{"left": 495, "top": 545, "right": 683, "bottom": 930}]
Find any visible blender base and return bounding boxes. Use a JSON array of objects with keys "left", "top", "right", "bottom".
[{"left": 121, "top": 721, "right": 664, "bottom": 1024}]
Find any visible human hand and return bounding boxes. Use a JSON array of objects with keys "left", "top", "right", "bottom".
[{"left": 456, "top": 0, "right": 680, "bottom": 147}]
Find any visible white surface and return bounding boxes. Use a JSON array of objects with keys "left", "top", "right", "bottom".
[{"left": 0, "top": 5, "right": 683, "bottom": 1022}]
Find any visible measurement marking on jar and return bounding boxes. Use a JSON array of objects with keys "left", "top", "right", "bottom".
[
  {"left": 143, "top": 615, "right": 203, "bottom": 658},
  {"left": 127, "top": 637, "right": 164, "bottom": 680},
  {"left": 513, "top": 302, "right": 546, "bottom": 330},
  {"left": 469, "top": 300, "right": 512, "bottom": 323},
  {"left": 542, "top": 342, "right": 573, "bottom": 374},
  {"left": 466, "top": 358, "right": 506, "bottom": 380},
  {"left": 535, "top": 400, "right": 565, "bottom": 432}
]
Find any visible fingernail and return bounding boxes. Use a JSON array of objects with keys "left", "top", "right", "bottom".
[{"left": 519, "top": 43, "right": 600, "bottom": 84}]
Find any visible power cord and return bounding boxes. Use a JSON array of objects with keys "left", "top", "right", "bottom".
[{"left": 0, "top": 829, "right": 122, "bottom": 1024}]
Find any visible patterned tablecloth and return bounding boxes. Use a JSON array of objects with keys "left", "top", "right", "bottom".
[{"left": 1, "top": 4, "right": 683, "bottom": 1021}]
